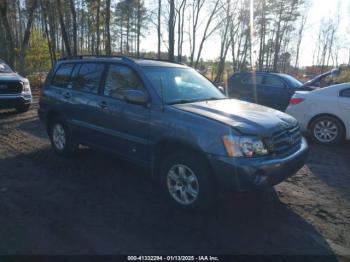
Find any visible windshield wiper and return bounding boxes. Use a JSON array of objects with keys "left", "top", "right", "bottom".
[
  {"left": 205, "top": 97, "right": 228, "bottom": 101},
  {"left": 167, "top": 97, "right": 227, "bottom": 105},
  {"left": 167, "top": 99, "right": 202, "bottom": 105}
]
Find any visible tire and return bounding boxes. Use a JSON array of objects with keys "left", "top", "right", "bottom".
[
  {"left": 159, "top": 152, "right": 216, "bottom": 211},
  {"left": 15, "top": 104, "right": 30, "bottom": 113},
  {"left": 309, "top": 115, "right": 345, "bottom": 146},
  {"left": 49, "top": 117, "right": 78, "bottom": 156}
]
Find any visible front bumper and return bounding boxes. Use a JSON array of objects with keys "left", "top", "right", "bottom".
[
  {"left": 208, "top": 137, "right": 309, "bottom": 193},
  {"left": 0, "top": 93, "right": 32, "bottom": 109}
]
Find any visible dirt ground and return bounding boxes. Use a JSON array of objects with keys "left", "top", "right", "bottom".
[{"left": 0, "top": 89, "right": 349, "bottom": 260}]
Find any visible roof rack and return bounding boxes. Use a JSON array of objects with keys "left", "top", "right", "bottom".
[
  {"left": 58, "top": 55, "right": 186, "bottom": 66},
  {"left": 132, "top": 56, "right": 186, "bottom": 66},
  {"left": 58, "top": 55, "right": 135, "bottom": 63}
]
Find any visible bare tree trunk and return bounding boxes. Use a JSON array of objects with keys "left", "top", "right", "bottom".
[
  {"left": 194, "top": 0, "right": 221, "bottom": 68},
  {"left": 136, "top": 0, "right": 141, "bottom": 57},
  {"left": 157, "top": 0, "right": 161, "bottom": 59},
  {"left": 189, "top": 0, "right": 205, "bottom": 66},
  {"left": 18, "top": 0, "right": 38, "bottom": 75},
  {"left": 69, "top": 0, "right": 77, "bottom": 56},
  {"left": 294, "top": 13, "right": 307, "bottom": 70},
  {"left": 258, "top": 0, "right": 266, "bottom": 70},
  {"left": 272, "top": 3, "right": 283, "bottom": 72},
  {"left": 168, "top": 0, "right": 175, "bottom": 61},
  {"left": 57, "top": 0, "right": 72, "bottom": 57},
  {"left": 41, "top": 0, "right": 54, "bottom": 67},
  {"left": 0, "top": 0, "right": 15, "bottom": 67},
  {"left": 96, "top": 0, "right": 101, "bottom": 55},
  {"left": 105, "top": 0, "right": 111, "bottom": 55},
  {"left": 177, "top": 0, "right": 186, "bottom": 61},
  {"left": 215, "top": 0, "right": 232, "bottom": 83}
]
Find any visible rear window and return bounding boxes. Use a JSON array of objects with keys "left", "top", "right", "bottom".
[
  {"left": 51, "top": 63, "right": 75, "bottom": 88},
  {"left": 241, "top": 74, "right": 263, "bottom": 85},
  {"left": 75, "top": 63, "right": 105, "bottom": 94},
  {"left": 263, "top": 76, "right": 285, "bottom": 88}
]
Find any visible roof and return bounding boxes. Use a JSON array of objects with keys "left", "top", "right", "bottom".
[
  {"left": 231, "top": 71, "right": 293, "bottom": 79},
  {"left": 58, "top": 55, "right": 187, "bottom": 68}
]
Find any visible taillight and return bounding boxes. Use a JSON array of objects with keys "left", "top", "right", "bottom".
[{"left": 289, "top": 98, "right": 304, "bottom": 105}]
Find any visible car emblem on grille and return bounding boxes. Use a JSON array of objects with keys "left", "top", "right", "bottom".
[{"left": 0, "top": 84, "right": 7, "bottom": 89}]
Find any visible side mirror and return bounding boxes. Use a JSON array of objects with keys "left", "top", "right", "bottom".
[{"left": 123, "top": 90, "right": 148, "bottom": 105}]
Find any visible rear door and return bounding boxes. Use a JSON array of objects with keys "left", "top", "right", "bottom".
[
  {"left": 239, "top": 74, "right": 264, "bottom": 103},
  {"left": 260, "top": 75, "right": 289, "bottom": 110},
  {"left": 69, "top": 62, "right": 107, "bottom": 142},
  {"left": 47, "top": 63, "right": 76, "bottom": 121},
  {"left": 96, "top": 63, "right": 151, "bottom": 164}
]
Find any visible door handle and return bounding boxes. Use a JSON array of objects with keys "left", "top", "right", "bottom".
[
  {"left": 98, "top": 101, "right": 108, "bottom": 109},
  {"left": 62, "top": 91, "right": 72, "bottom": 99}
]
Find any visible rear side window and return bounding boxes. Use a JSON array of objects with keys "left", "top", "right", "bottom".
[
  {"left": 340, "top": 88, "right": 350, "bottom": 97},
  {"left": 104, "top": 64, "right": 144, "bottom": 99},
  {"left": 51, "top": 63, "right": 75, "bottom": 88},
  {"left": 75, "top": 63, "right": 105, "bottom": 94},
  {"left": 263, "top": 76, "right": 285, "bottom": 88},
  {"left": 241, "top": 74, "right": 263, "bottom": 85}
]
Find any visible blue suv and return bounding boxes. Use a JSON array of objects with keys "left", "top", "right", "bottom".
[
  {"left": 39, "top": 57, "right": 308, "bottom": 210},
  {"left": 228, "top": 72, "right": 303, "bottom": 111}
]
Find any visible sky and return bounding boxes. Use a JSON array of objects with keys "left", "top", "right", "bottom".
[{"left": 141, "top": 0, "right": 350, "bottom": 67}]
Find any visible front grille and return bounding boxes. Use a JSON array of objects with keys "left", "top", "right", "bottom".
[
  {"left": 0, "top": 81, "right": 23, "bottom": 94},
  {"left": 270, "top": 125, "right": 302, "bottom": 154}
]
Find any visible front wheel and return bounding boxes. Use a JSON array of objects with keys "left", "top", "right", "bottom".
[
  {"left": 309, "top": 115, "right": 345, "bottom": 145},
  {"left": 49, "top": 118, "right": 78, "bottom": 156},
  {"left": 159, "top": 152, "right": 216, "bottom": 211}
]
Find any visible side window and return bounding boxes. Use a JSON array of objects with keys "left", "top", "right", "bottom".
[
  {"left": 104, "top": 64, "right": 144, "bottom": 99},
  {"left": 263, "top": 76, "right": 285, "bottom": 88},
  {"left": 241, "top": 74, "right": 263, "bottom": 85},
  {"left": 51, "top": 63, "right": 75, "bottom": 88},
  {"left": 75, "top": 63, "right": 105, "bottom": 94},
  {"left": 340, "top": 88, "right": 350, "bottom": 98}
]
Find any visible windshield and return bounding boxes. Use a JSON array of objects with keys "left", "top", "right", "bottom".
[
  {"left": 283, "top": 75, "right": 302, "bottom": 88},
  {"left": 143, "top": 67, "right": 226, "bottom": 104},
  {"left": 0, "top": 62, "right": 13, "bottom": 73}
]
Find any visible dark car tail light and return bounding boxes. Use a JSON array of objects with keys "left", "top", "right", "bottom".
[{"left": 289, "top": 98, "right": 304, "bottom": 105}]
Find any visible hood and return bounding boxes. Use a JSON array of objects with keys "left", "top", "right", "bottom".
[
  {"left": 173, "top": 99, "right": 298, "bottom": 136},
  {"left": 0, "top": 73, "right": 27, "bottom": 82}
]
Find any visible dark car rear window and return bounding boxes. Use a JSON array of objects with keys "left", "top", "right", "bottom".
[
  {"left": 75, "top": 63, "right": 105, "bottom": 94},
  {"left": 241, "top": 74, "right": 263, "bottom": 85},
  {"left": 51, "top": 63, "right": 75, "bottom": 88}
]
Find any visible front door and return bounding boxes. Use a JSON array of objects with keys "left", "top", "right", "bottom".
[{"left": 95, "top": 63, "right": 151, "bottom": 164}]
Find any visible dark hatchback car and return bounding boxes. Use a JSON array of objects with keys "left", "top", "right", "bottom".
[
  {"left": 39, "top": 56, "right": 308, "bottom": 210},
  {"left": 0, "top": 59, "right": 32, "bottom": 112},
  {"left": 228, "top": 72, "right": 303, "bottom": 111}
]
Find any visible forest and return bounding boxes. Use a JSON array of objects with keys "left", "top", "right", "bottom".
[{"left": 0, "top": 0, "right": 348, "bottom": 83}]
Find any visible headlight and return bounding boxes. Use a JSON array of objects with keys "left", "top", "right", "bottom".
[
  {"left": 22, "top": 82, "right": 31, "bottom": 93},
  {"left": 222, "top": 135, "right": 268, "bottom": 157}
]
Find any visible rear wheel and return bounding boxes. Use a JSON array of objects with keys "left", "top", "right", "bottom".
[
  {"left": 49, "top": 117, "right": 78, "bottom": 156},
  {"left": 159, "top": 152, "right": 216, "bottom": 211},
  {"left": 309, "top": 115, "right": 344, "bottom": 145}
]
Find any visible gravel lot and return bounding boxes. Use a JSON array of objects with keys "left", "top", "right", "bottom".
[{"left": 0, "top": 88, "right": 349, "bottom": 260}]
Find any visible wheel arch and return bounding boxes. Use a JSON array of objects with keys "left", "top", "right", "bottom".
[
  {"left": 152, "top": 138, "right": 214, "bottom": 181},
  {"left": 45, "top": 110, "right": 63, "bottom": 133},
  {"left": 307, "top": 113, "right": 347, "bottom": 138}
]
